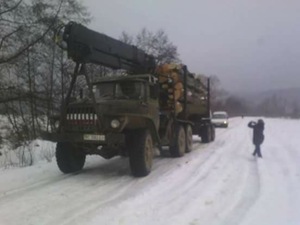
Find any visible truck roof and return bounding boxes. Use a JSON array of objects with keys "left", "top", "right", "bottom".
[{"left": 93, "top": 74, "right": 157, "bottom": 84}]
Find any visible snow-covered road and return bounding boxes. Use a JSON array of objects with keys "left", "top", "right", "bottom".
[{"left": 0, "top": 117, "right": 300, "bottom": 225}]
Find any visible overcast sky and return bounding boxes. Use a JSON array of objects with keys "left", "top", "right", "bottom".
[{"left": 82, "top": 0, "right": 300, "bottom": 93}]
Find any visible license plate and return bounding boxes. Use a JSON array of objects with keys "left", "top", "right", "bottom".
[{"left": 83, "top": 134, "right": 105, "bottom": 141}]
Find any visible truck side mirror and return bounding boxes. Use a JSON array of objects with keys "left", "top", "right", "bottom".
[{"left": 150, "top": 84, "right": 159, "bottom": 99}]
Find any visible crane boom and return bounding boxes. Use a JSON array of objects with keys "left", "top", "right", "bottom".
[{"left": 59, "top": 22, "right": 156, "bottom": 74}]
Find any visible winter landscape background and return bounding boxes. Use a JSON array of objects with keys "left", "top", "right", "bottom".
[
  {"left": 1, "top": 1, "right": 300, "bottom": 224},
  {"left": 1, "top": 117, "right": 300, "bottom": 225}
]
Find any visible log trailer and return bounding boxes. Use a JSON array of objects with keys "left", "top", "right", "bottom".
[{"left": 46, "top": 22, "right": 215, "bottom": 177}]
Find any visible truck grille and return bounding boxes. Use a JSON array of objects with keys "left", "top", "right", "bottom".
[{"left": 65, "top": 106, "right": 98, "bottom": 132}]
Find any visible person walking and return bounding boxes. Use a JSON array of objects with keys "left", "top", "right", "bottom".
[{"left": 248, "top": 119, "right": 265, "bottom": 158}]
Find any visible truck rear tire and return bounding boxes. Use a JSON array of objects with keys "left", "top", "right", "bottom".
[
  {"left": 56, "top": 142, "right": 86, "bottom": 173},
  {"left": 185, "top": 125, "right": 193, "bottom": 153},
  {"left": 129, "top": 129, "right": 153, "bottom": 177},
  {"left": 201, "top": 125, "right": 211, "bottom": 143},
  {"left": 170, "top": 125, "right": 186, "bottom": 157}
]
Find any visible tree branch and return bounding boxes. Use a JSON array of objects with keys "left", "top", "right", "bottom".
[
  {"left": 0, "top": 0, "right": 23, "bottom": 16},
  {"left": 0, "top": 0, "right": 64, "bottom": 64},
  {"left": 0, "top": 26, "right": 22, "bottom": 50}
]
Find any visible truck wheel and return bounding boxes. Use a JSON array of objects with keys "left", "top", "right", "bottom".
[
  {"left": 201, "top": 125, "right": 211, "bottom": 143},
  {"left": 170, "top": 125, "right": 186, "bottom": 157},
  {"left": 129, "top": 129, "right": 153, "bottom": 177},
  {"left": 185, "top": 125, "right": 193, "bottom": 153},
  {"left": 56, "top": 142, "right": 86, "bottom": 173}
]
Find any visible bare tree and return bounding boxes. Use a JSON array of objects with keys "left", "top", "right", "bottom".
[
  {"left": 119, "top": 31, "right": 134, "bottom": 45},
  {"left": 0, "top": 0, "right": 91, "bottom": 159},
  {"left": 291, "top": 101, "right": 300, "bottom": 118},
  {"left": 120, "top": 28, "right": 180, "bottom": 64},
  {"left": 207, "top": 75, "right": 228, "bottom": 111},
  {"left": 0, "top": 0, "right": 64, "bottom": 64}
]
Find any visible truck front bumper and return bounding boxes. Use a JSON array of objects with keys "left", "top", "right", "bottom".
[{"left": 43, "top": 132, "right": 125, "bottom": 146}]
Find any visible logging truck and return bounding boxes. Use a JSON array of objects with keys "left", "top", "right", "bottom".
[{"left": 45, "top": 22, "right": 215, "bottom": 177}]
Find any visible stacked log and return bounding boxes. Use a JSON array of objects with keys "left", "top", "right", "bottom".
[
  {"left": 156, "top": 64, "right": 185, "bottom": 114},
  {"left": 156, "top": 64, "right": 208, "bottom": 116}
]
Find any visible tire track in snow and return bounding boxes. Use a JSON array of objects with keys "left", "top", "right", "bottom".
[
  {"left": 0, "top": 157, "right": 135, "bottom": 225},
  {"left": 0, "top": 173, "right": 77, "bottom": 203},
  {"left": 186, "top": 120, "right": 261, "bottom": 225},
  {"left": 68, "top": 119, "right": 259, "bottom": 225},
  {"left": 216, "top": 156, "right": 260, "bottom": 225},
  {"left": 256, "top": 125, "right": 300, "bottom": 224},
  {"left": 44, "top": 139, "right": 227, "bottom": 225},
  {"left": 214, "top": 118, "right": 262, "bottom": 225},
  {"left": 236, "top": 118, "right": 300, "bottom": 225},
  {"left": 0, "top": 158, "right": 128, "bottom": 204},
  {"left": 40, "top": 124, "right": 236, "bottom": 225},
  {"left": 0, "top": 118, "right": 257, "bottom": 225},
  {"left": 44, "top": 180, "right": 142, "bottom": 225},
  {"left": 178, "top": 118, "right": 261, "bottom": 225}
]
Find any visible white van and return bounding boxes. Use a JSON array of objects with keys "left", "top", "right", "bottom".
[{"left": 212, "top": 111, "right": 229, "bottom": 128}]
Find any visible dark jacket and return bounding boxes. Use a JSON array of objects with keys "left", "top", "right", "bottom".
[{"left": 248, "top": 120, "right": 264, "bottom": 145}]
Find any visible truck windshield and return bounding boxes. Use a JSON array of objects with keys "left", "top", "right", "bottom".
[{"left": 96, "top": 81, "right": 144, "bottom": 100}]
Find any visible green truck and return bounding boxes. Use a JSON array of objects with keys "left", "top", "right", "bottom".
[{"left": 45, "top": 22, "right": 215, "bottom": 177}]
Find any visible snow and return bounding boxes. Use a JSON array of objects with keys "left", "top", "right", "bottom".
[{"left": 0, "top": 117, "right": 300, "bottom": 225}]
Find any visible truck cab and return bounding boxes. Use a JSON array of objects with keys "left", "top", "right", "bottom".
[
  {"left": 87, "top": 74, "right": 159, "bottom": 132},
  {"left": 48, "top": 74, "right": 160, "bottom": 177}
]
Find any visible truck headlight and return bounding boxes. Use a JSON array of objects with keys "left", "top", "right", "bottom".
[
  {"left": 111, "top": 119, "right": 120, "bottom": 128},
  {"left": 53, "top": 120, "right": 60, "bottom": 130}
]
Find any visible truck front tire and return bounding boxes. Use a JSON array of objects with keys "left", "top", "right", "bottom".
[
  {"left": 129, "top": 129, "right": 153, "bottom": 177},
  {"left": 56, "top": 142, "right": 86, "bottom": 174}
]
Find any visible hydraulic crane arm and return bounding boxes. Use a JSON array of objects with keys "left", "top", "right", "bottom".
[{"left": 57, "top": 22, "right": 156, "bottom": 74}]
